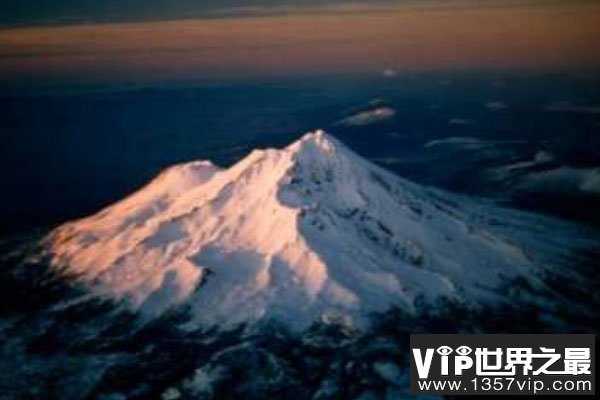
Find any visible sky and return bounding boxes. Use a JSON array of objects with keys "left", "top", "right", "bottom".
[
  {"left": 2, "top": 1, "right": 598, "bottom": 26},
  {"left": 1, "top": 1, "right": 599, "bottom": 85},
  {"left": 0, "top": 1, "right": 492, "bottom": 26}
]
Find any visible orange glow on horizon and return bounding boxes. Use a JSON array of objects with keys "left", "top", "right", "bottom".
[{"left": 1, "top": 2, "right": 600, "bottom": 83}]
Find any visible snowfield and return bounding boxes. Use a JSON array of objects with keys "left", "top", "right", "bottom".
[{"left": 44, "top": 130, "right": 595, "bottom": 330}]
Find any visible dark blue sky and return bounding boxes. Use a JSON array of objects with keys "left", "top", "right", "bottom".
[
  {"left": 0, "top": 1, "right": 586, "bottom": 26},
  {"left": 1, "top": 0, "right": 383, "bottom": 25}
]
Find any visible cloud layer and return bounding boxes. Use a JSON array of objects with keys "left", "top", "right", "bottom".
[{"left": 336, "top": 107, "right": 396, "bottom": 126}]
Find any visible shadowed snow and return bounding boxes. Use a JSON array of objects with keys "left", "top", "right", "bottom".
[{"left": 44, "top": 130, "right": 594, "bottom": 330}]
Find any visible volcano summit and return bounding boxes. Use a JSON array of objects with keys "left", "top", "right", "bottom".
[{"left": 44, "top": 131, "right": 593, "bottom": 330}]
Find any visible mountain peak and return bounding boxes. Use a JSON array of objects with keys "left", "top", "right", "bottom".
[
  {"left": 301, "top": 128, "right": 329, "bottom": 143},
  {"left": 286, "top": 129, "right": 338, "bottom": 157},
  {"left": 44, "top": 131, "right": 583, "bottom": 331}
]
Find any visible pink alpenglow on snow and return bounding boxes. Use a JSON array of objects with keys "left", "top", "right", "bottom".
[{"left": 44, "top": 131, "right": 593, "bottom": 330}]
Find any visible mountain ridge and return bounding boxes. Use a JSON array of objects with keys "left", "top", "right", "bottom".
[{"left": 44, "top": 130, "right": 593, "bottom": 330}]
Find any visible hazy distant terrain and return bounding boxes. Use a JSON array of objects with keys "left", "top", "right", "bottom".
[{"left": 2, "top": 71, "right": 600, "bottom": 235}]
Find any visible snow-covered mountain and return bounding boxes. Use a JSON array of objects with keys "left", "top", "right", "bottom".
[{"left": 44, "top": 130, "right": 592, "bottom": 330}]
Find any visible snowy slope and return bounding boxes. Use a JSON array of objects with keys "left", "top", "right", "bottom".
[{"left": 44, "top": 130, "right": 592, "bottom": 329}]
